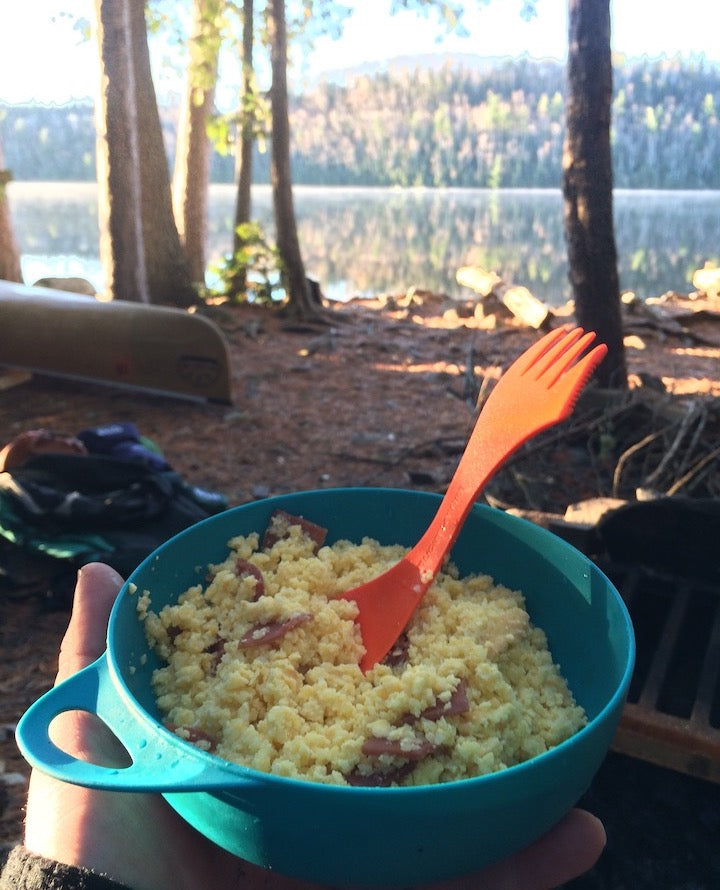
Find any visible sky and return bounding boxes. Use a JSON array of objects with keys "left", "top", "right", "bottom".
[{"left": 1, "top": 0, "right": 719, "bottom": 106}]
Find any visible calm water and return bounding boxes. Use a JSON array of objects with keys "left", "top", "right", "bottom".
[{"left": 8, "top": 182, "right": 720, "bottom": 305}]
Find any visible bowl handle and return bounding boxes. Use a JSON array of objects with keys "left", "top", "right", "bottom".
[{"left": 16, "top": 654, "right": 255, "bottom": 791}]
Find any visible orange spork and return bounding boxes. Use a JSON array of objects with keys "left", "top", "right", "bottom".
[{"left": 339, "top": 326, "right": 608, "bottom": 672}]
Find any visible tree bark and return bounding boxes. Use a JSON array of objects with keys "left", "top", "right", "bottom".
[
  {"left": 94, "top": 0, "right": 147, "bottom": 301},
  {"left": 128, "top": 0, "right": 198, "bottom": 307},
  {"left": 0, "top": 137, "right": 22, "bottom": 283},
  {"left": 94, "top": 0, "right": 197, "bottom": 307},
  {"left": 228, "top": 0, "right": 256, "bottom": 297},
  {"left": 267, "top": 0, "right": 322, "bottom": 319},
  {"left": 172, "top": 0, "right": 221, "bottom": 286},
  {"left": 233, "top": 0, "right": 255, "bottom": 252},
  {"left": 562, "top": 0, "right": 627, "bottom": 388}
]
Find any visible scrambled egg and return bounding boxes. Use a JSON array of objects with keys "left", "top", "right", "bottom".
[{"left": 137, "top": 515, "right": 585, "bottom": 786}]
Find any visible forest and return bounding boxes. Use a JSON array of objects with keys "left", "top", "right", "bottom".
[{"left": 2, "top": 54, "right": 719, "bottom": 190}]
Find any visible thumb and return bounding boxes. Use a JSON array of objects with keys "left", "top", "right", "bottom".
[
  {"left": 470, "top": 808, "right": 607, "bottom": 889},
  {"left": 56, "top": 562, "right": 124, "bottom": 683}
]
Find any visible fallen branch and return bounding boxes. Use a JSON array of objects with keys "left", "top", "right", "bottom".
[
  {"left": 612, "top": 430, "right": 667, "bottom": 497},
  {"left": 666, "top": 444, "right": 720, "bottom": 496},
  {"left": 642, "top": 401, "right": 706, "bottom": 490}
]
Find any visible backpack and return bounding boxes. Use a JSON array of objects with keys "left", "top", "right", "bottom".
[{"left": 0, "top": 434, "right": 227, "bottom": 605}]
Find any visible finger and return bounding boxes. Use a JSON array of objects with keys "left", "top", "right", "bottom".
[
  {"left": 475, "top": 808, "right": 607, "bottom": 889},
  {"left": 50, "top": 563, "right": 129, "bottom": 767},
  {"left": 56, "top": 562, "right": 124, "bottom": 683}
]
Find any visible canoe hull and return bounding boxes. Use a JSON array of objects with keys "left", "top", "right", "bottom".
[{"left": 0, "top": 280, "right": 233, "bottom": 403}]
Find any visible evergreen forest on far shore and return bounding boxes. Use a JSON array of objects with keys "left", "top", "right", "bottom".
[{"left": 2, "top": 55, "right": 719, "bottom": 190}]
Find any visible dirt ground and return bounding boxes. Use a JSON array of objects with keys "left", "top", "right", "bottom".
[{"left": 2, "top": 289, "right": 720, "bottom": 884}]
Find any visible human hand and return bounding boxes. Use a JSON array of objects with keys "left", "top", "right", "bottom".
[{"left": 24, "top": 563, "right": 605, "bottom": 890}]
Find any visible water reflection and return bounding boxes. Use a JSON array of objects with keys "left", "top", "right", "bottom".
[{"left": 8, "top": 182, "right": 719, "bottom": 305}]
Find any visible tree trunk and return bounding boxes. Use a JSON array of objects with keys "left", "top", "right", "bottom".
[
  {"left": 94, "top": 0, "right": 148, "bottom": 301},
  {"left": 267, "top": 0, "right": 322, "bottom": 319},
  {"left": 228, "top": 0, "right": 255, "bottom": 297},
  {"left": 128, "top": 0, "right": 198, "bottom": 307},
  {"left": 0, "top": 137, "right": 22, "bottom": 283},
  {"left": 562, "top": 0, "right": 627, "bottom": 388},
  {"left": 94, "top": 0, "right": 197, "bottom": 307},
  {"left": 172, "top": 0, "right": 221, "bottom": 286},
  {"left": 233, "top": 0, "right": 255, "bottom": 251}
]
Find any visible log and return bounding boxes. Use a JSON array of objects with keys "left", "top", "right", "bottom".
[
  {"left": 500, "top": 284, "right": 550, "bottom": 329},
  {"left": 456, "top": 265, "right": 551, "bottom": 329},
  {"left": 692, "top": 263, "right": 720, "bottom": 300},
  {"left": 456, "top": 265, "right": 502, "bottom": 296}
]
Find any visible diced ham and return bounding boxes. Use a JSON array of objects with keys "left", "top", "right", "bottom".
[
  {"left": 382, "top": 632, "right": 410, "bottom": 668},
  {"left": 166, "top": 722, "right": 218, "bottom": 752},
  {"left": 354, "top": 729, "right": 447, "bottom": 785},
  {"left": 238, "top": 613, "right": 313, "bottom": 649},
  {"left": 345, "top": 762, "right": 415, "bottom": 787},
  {"left": 361, "top": 734, "right": 443, "bottom": 761},
  {"left": 235, "top": 558, "right": 266, "bottom": 600},
  {"left": 414, "top": 681, "right": 469, "bottom": 722},
  {"left": 262, "top": 509, "right": 328, "bottom": 553},
  {"left": 204, "top": 637, "right": 226, "bottom": 673},
  {"left": 204, "top": 639, "right": 226, "bottom": 655}
]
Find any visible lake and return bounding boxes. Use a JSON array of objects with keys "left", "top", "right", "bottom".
[{"left": 7, "top": 182, "right": 720, "bottom": 306}]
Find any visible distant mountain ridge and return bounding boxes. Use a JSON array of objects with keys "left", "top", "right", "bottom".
[
  {"left": 2, "top": 54, "right": 719, "bottom": 189},
  {"left": 315, "top": 51, "right": 547, "bottom": 84},
  {"left": 312, "top": 49, "right": 719, "bottom": 85}
]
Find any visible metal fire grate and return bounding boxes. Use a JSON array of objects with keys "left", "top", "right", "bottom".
[{"left": 601, "top": 560, "right": 720, "bottom": 783}]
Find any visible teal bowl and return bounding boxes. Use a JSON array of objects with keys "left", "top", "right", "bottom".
[{"left": 17, "top": 488, "right": 634, "bottom": 886}]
